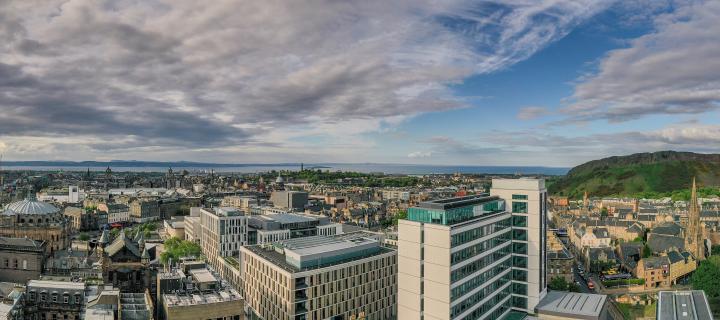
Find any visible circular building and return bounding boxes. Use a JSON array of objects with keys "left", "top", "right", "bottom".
[{"left": 1, "top": 194, "right": 71, "bottom": 252}]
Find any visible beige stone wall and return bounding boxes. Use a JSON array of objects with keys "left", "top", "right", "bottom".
[
  {"left": 164, "top": 299, "right": 244, "bottom": 320},
  {"left": 243, "top": 248, "right": 397, "bottom": 320},
  {"left": 0, "top": 249, "right": 43, "bottom": 283},
  {"left": 0, "top": 226, "right": 69, "bottom": 253}
]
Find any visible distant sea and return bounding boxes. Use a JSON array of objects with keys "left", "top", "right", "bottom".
[{"left": 2, "top": 162, "right": 569, "bottom": 175}]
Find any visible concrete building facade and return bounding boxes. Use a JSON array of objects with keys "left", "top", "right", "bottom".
[
  {"left": 242, "top": 233, "right": 397, "bottom": 320},
  {"left": 199, "top": 207, "right": 248, "bottom": 271},
  {"left": 398, "top": 178, "right": 548, "bottom": 320}
]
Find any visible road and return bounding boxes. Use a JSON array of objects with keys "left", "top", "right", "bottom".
[{"left": 573, "top": 267, "right": 592, "bottom": 293}]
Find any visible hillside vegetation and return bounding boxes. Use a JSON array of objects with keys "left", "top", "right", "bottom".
[{"left": 548, "top": 151, "right": 720, "bottom": 198}]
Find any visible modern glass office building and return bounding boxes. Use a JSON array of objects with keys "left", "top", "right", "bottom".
[{"left": 398, "top": 178, "right": 547, "bottom": 320}]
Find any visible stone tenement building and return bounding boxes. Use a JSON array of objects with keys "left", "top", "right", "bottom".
[
  {"left": 0, "top": 195, "right": 71, "bottom": 253},
  {"left": 25, "top": 280, "right": 85, "bottom": 320},
  {"left": 0, "top": 236, "right": 46, "bottom": 283}
]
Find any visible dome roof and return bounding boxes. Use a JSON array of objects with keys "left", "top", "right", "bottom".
[
  {"left": 4, "top": 198, "right": 60, "bottom": 215},
  {"left": 275, "top": 175, "right": 285, "bottom": 183}
]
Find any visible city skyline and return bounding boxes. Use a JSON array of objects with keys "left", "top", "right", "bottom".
[{"left": 1, "top": 1, "right": 719, "bottom": 167}]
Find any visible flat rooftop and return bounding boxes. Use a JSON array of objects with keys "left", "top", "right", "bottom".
[
  {"left": 658, "top": 290, "right": 713, "bottom": 320},
  {"left": 204, "top": 207, "right": 243, "bottom": 217},
  {"left": 163, "top": 289, "right": 242, "bottom": 307},
  {"left": 189, "top": 268, "right": 217, "bottom": 284},
  {"left": 279, "top": 236, "right": 372, "bottom": 255},
  {"left": 258, "top": 213, "right": 317, "bottom": 224},
  {"left": 536, "top": 291, "right": 607, "bottom": 319},
  {"left": 28, "top": 280, "right": 85, "bottom": 291},
  {"left": 245, "top": 235, "right": 394, "bottom": 273},
  {"left": 416, "top": 194, "right": 497, "bottom": 210}
]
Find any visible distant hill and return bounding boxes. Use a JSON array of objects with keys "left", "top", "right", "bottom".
[{"left": 548, "top": 151, "right": 720, "bottom": 198}]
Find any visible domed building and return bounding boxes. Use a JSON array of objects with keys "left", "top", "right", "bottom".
[{"left": 0, "top": 194, "right": 71, "bottom": 253}]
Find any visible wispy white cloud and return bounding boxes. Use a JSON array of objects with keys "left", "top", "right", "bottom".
[
  {"left": 517, "top": 106, "right": 550, "bottom": 120},
  {"left": 563, "top": 0, "right": 720, "bottom": 122},
  {"left": 0, "top": 0, "right": 609, "bottom": 161},
  {"left": 408, "top": 151, "right": 433, "bottom": 159}
]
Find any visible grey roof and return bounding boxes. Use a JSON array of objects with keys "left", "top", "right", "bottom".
[
  {"left": 627, "top": 223, "right": 644, "bottom": 233},
  {"left": 652, "top": 223, "right": 684, "bottom": 237},
  {"left": 648, "top": 234, "right": 685, "bottom": 253},
  {"left": 259, "top": 213, "right": 318, "bottom": 224},
  {"left": 0, "top": 236, "right": 44, "bottom": 249},
  {"left": 3, "top": 198, "right": 60, "bottom": 215},
  {"left": 547, "top": 248, "right": 573, "bottom": 260},
  {"left": 658, "top": 291, "right": 713, "bottom": 320},
  {"left": 588, "top": 247, "right": 616, "bottom": 261},
  {"left": 105, "top": 232, "right": 141, "bottom": 258},
  {"left": 536, "top": 291, "right": 608, "bottom": 319},
  {"left": 618, "top": 243, "right": 642, "bottom": 270},
  {"left": 592, "top": 228, "right": 610, "bottom": 239},
  {"left": 416, "top": 194, "right": 496, "bottom": 210},
  {"left": 667, "top": 250, "right": 686, "bottom": 264},
  {"left": 643, "top": 256, "right": 670, "bottom": 269}
]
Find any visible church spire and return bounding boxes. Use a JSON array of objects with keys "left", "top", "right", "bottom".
[{"left": 687, "top": 177, "right": 705, "bottom": 260}]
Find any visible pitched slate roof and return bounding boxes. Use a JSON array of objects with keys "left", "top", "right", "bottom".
[
  {"left": 105, "top": 232, "right": 141, "bottom": 258},
  {"left": 588, "top": 247, "right": 616, "bottom": 261},
  {"left": 642, "top": 256, "right": 670, "bottom": 269},
  {"left": 593, "top": 228, "right": 610, "bottom": 239},
  {"left": 667, "top": 250, "right": 686, "bottom": 264},
  {"left": 651, "top": 223, "right": 684, "bottom": 237},
  {"left": 0, "top": 236, "right": 44, "bottom": 248},
  {"left": 647, "top": 234, "right": 685, "bottom": 253}
]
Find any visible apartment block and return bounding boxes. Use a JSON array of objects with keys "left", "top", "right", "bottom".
[
  {"left": 199, "top": 207, "right": 249, "bottom": 271},
  {"left": 242, "top": 232, "right": 397, "bottom": 320},
  {"left": 398, "top": 178, "right": 548, "bottom": 320}
]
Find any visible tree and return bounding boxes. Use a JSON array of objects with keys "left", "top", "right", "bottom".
[
  {"left": 692, "top": 256, "right": 720, "bottom": 298},
  {"left": 642, "top": 244, "right": 652, "bottom": 258},
  {"left": 110, "top": 228, "right": 120, "bottom": 238},
  {"left": 549, "top": 276, "right": 570, "bottom": 291},
  {"left": 712, "top": 245, "right": 720, "bottom": 256},
  {"left": 568, "top": 283, "right": 581, "bottom": 292},
  {"left": 160, "top": 237, "right": 202, "bottom": 265},
  {"left": 78, "top": 233, "right": 90, "bottom": 241},
  {"left": 392, "top": 210, "right": 408, "bottom": 227}
]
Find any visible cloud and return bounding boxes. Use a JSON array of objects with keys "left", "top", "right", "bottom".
[
  {"left": 424, "top": 136, "right": 502, "bottom": 155},
  {"left": 481, "top": 124, "right": 720, "bottom": 161},
  {"left": 0, "top": 0, "right": 609, "bottom": 161},
  {"left": 564, "top": 1, "right": 720, "bottom": 122},
  {"left": 408, "top": 151, "right": 433, "bottom": 159},
  {"left": 517, "top": 106, "right": 549, "bottom": 120}
]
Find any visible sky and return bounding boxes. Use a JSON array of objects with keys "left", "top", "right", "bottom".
[{"left": 1, "top": 0, "right": 719, "bottom": 167}]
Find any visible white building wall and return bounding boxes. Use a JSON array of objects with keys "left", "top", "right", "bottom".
[{"left": 491, "top": 178, "right": 548, "bottom": 313}]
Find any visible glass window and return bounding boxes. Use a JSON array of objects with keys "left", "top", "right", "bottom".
[
  {"left": 512, "top": 201, "right": 528, "bottom": 213},
  {"left": 512, "top": 194, "right": 528, "bottom": 200},
  {"left": 512, "top": 215, "right": 527, "bottom": 227},
  {"left": 513, "top": 242, "right": 528, "bottom": 255},
  {"left": 512, "top": 229, "right": 528, "bottom": 241},
  {"left": 512, "top": 296, "right": 528, "bottom": 309},
  {"left": 513, "top": 269, "right": 527, "bottom": 282},
  {"left": 513, "top": 256, "right": 528, "bottom": 269},
  {"left": 513, "top": 282, "right": 528, "bottom": 295}
]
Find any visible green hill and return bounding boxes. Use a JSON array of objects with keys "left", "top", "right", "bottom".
[{"left": 548, "top": 151, "right": 720, "bottom": 198}]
